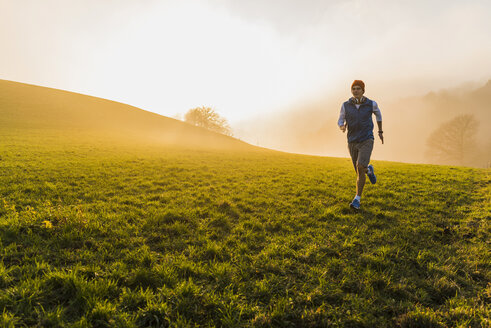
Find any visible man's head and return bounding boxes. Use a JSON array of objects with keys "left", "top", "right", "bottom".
[{"left": 351, "top": 80, "right": 365, "bottom": 98}]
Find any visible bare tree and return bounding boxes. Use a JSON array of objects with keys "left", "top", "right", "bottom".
[
  {"left": 185, "top": 106, "right": 232, "bottom": 136},
  {"left": 425, "top": 114, "right": 479, "bottom": 166}
]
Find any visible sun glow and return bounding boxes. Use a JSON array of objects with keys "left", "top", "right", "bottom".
[
  {"left": 0, "top": 1, "right": 332, "bottom": 123},
  {"left": 1, "top": 0, "right": 490, "bottom": 129}
]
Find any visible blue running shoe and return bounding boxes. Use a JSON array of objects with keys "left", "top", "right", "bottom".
[
  {"left": 367, "top": 164, "right": 376, "bottom": 184},
  {"left": 350, "top": 198, "right": 361, "bottom": 210}
]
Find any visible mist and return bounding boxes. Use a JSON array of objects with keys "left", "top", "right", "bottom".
[
  {"left": 234, "top": 79, "right": 491, "bottom": 168},
  {"left": 2, "top": 1, "right": 491, "bottom": 124}
]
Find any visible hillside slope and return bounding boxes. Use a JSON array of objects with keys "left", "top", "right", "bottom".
[
  {"left": 0, "top": 79, "right": 489, "bottom": 327},
  {"left": 0, "top": 79, "right": 252, "bottom": 149},
  {"left": 0, "top": 136, "right": 489, "bottom": 327}
]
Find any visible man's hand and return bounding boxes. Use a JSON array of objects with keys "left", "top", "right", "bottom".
[
  {"left": 339, "top": 124, "right": 346, "bottom": 133},
  {"left": 376, "top": 121, "right": 383, "bottom": 144},
  {"left": 378, "top": 131, "right": 384, "bottom": 144}
]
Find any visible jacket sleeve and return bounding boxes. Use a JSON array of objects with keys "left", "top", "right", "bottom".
[
  {"left": 338, "top": 104, "right": 346, "bottom": 127},
  {"left": 372, "top": 101, "right": 382, "bottom": 122}
]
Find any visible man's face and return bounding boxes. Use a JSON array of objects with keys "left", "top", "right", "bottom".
[{"left": 351, "top": 86, "right": 364, "bottom": 98}]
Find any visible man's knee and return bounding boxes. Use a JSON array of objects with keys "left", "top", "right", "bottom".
[{"left": 357, "top": 164, "right": 367, "bottom": 174}]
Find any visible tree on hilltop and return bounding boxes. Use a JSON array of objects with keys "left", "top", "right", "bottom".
[
  {"left": 425, "top": 114, "right": 479, "bottom": 166},
  {"left": 185, "top": 106, "right": 232, "bottom": 136}
]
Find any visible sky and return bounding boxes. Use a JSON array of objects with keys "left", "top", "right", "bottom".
[{"left": 1, "top": 0, "right": 491, "bottom": 126}]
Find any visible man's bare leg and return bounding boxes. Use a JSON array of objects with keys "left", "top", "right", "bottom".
[{"left": 356, "top": 164, "right": 368, "bottom": 197}]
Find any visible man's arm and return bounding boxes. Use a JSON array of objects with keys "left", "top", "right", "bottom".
[
  {"left": 338, "top": 104, "right": 346, "bottom": 132},
  {"left": 372, "top": 101, "right": 384, "bottom": 144}
]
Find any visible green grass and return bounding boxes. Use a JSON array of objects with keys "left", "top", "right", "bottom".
[{"left": 0, "top": 131, "right": 489, "bottom": 327}]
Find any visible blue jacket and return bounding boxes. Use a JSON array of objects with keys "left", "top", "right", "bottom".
[{"left": 344, "top": 97, "right": 375, "bottom": 143}]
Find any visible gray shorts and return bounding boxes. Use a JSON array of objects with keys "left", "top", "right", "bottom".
[{"left": 348, "top": 139, "right": 374, "bottom": 171}]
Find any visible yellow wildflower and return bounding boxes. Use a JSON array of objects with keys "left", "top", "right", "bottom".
[{"left": 42, "top": 220, "right": 53, "bottom": 229}]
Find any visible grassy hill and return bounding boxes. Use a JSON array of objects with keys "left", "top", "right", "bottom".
[
  {"left": 0, "top": 79, "right": 253, "bottom": 150},
  {"left": 0, "top": 80, "right": 489, "bottom": 327}
]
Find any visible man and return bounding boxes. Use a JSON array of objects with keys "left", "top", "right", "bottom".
[{"left": 338, "top": 80, "right": 384, "bottom": 210}]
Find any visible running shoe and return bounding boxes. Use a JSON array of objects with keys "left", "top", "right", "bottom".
[
  {"left": 350, "top": 198, "right": 361, "bottom": 210},
  {"left": 367, "top": 164, "right": 377, "bottom": 184}
]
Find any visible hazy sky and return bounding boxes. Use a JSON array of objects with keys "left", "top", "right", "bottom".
[{"left": 1, "top": 0, "right": 490, "bottom": 123}]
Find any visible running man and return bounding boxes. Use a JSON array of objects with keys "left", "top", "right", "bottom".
[{"left": 338, "top": 80, "right": 384, "bottom": 210}]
